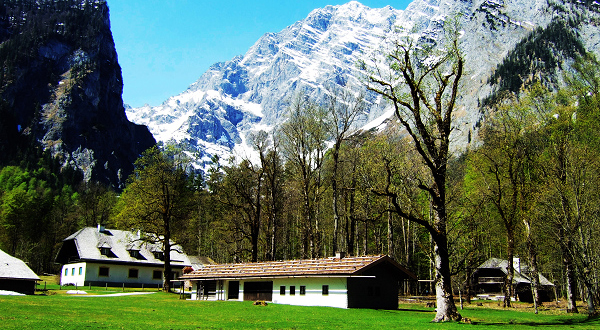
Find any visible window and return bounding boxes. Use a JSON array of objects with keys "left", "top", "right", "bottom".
[
  {"left": 79, "top": 267, "right": 83, "bottom": 275},
  {"left": 64, "top": 268, "right": 68, "bottom": 276},
  {"left": 100, "top": 247, "right": 111, "bottom": 256},
  {"left": 99, "top": 267, "right": 109, "bottom": 277},
  {"left": 71, "top": 268, "right": 75, "bottom": 276},
  {"left": 280, "top": 286, "right": 286, "bottom": 295},
  {"left": 300, "top": 286, "right": 306, "bottom": 295},
  {"left": 129, "top": 250, "right": 140, "bottom": 258},
  {"left": 290, "top": 286, "right": 295, "bottom": 295},
  {"left": 153, "top": 251, "right": 164, "bottom": 260},
  {"left": 128, "top": 269, "right": 139, "bottom": 278},
  {"left": 153, "top": 270, "right": 162, "bottom": 280},
  {"left": 322, "top": 285, "right": 329, "bottom": 296}
]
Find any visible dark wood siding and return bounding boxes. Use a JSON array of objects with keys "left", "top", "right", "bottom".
[
  {"left": 0, "top": 279, "right": 36, "bottom": 295},
  {"left": 243, "top": 281, "right": 273, "bottom": 301},
  {"left": 348, "top": 262, "right": 402, "bottom": 309}
]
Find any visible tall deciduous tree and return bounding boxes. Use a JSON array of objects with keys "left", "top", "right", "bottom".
[
  {"left": 219, "top": 157, "right": 264, "bottom": 262},
  {"left": 537, "top": 66, "right": 600, "bottom": 316},
  {"left": 325, "top": 86, "right": 364, "bottom": 255},
  {"left": 467, "top": 87, "right": 545, "bottom": 308},
  {"left": 362, "top": 22, "right": 464, "bottom": 321},
  {"left": 280, "top": 97, "right": 329, "bottom": 258},
  {"left": 113, "top": 146, "right": 196, "bottom": 292}
]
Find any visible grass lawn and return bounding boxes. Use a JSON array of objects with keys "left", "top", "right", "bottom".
[{"left": 1, "top": 291, "right": 598, "bottom": 329}]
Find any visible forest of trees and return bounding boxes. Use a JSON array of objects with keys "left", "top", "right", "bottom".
[
  {"left": 0, "top": 0, "right": 599, "bottom": 320},
  {"left": 2, "top": 53, "right": 598, "bottom": 315}
]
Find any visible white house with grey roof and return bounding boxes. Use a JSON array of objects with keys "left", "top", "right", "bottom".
[
  {"left": 0, "top": 249, "right": 40, "bottom": 295},
  {"left": 55, "top": 225, "right": 195, "bottom": 288}
]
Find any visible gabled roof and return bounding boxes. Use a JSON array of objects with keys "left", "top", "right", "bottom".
[
  {"left": 0, "top": 249, "right": 40, "bottom": 281},
  {"left": 181, "top": 255, "right": 416, "bottom": 280},
  {"left": 56, "top": 227, "right": 192, "bottom": 267},
  {"left": 476, "top": 257, "right": 554, "bottom": 286}
]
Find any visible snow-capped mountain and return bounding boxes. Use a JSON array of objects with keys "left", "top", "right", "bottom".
[{"left": 126, "top": 0, "right": 600, "bottom": 170}]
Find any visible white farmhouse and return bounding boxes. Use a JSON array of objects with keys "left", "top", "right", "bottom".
[
  {"left": 55, "top": 225, "right": 196, "bottom": 288},
  {"left": 180, "top": 254, "right": 416, "bottom": 309}
]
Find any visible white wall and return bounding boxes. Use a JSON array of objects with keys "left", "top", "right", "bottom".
[
  {"left": 60, "top": 262, "right": 87, "bottom": 286},
  {"left": 272, "top": 277, "right": 348, "bottom": 308},
  {"left": 190, "top": 277, "right": 348, "bottom": 308},
  {"left": 60, "top": 263, "right": 174, "bottom": 287}
]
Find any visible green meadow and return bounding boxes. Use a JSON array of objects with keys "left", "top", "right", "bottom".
[{"left": 1, "top": 288, "right": 598, "bottom": 329}]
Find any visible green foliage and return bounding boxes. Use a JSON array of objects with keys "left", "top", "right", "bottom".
[{"left": 483, "top": 18, "right": 586, "bottom": 106}]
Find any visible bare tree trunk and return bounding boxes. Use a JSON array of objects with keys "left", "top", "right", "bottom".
[
  {"left": 524, "top": 219, "right": 540, "bottom": 313},
  {"left": 433, "top": 234, "right": 461, "bottom": 322},
  {"left": 162, "top": 226, "right": 172, "bottom": 292},
  {"left": 387, "top": 198, "right": 394, "bottom": 257},
  {"left": 504, "top": 229, "right": 514, "bottom": 308},
  {"left": 332, "top": 149, "right": 340, "bottom": 255},
  {"left": 575, "top": 225, "right": 597, "bottom": 317},
  {"left": 348, "top": 179, "right": 357, "bottom": 256},
  {"left": 466, "top": 267, "right": 472, "bottom": 304},
  {"left": 563, "top": 237, "right": 579, "bottom": 313}
]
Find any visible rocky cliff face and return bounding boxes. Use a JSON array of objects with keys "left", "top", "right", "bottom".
[
  {"left": 127, "top": 0, "right": 599, "bottom": 170},
  {"left": 0, "top": 0, "right": 155, "bottom": 188}
]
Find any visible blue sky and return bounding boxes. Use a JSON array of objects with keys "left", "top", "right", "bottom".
[{"left": 108, "top": 1, "right": 412, "bottom": 108}]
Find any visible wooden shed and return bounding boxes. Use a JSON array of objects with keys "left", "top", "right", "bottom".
[
  {"left": 472, "top": 257, "right": 555, "bottom": 302},
  {"left": 180, "top": 254, "right": 416, "bottom": 309},
  {"left": 0, "top": 249, "right": 40, "bottom": 295}
]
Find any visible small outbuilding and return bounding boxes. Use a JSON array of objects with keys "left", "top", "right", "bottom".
[
  {"left": 0, "top": 249, "right": 40, "bottom": 295},
  {"left": 472, "top": 257, "right": 555, "bottom": 302},
  {"left": 180, "top": 254, "right": 416, "bottom": 309}
]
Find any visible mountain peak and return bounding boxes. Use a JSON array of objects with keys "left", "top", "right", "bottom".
[{"left": 127, "top": 0, "right": 600, "bottom": 173}]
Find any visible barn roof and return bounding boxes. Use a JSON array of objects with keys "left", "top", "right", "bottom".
[
  {"left": 476, "top": 257, "right": 554, "bottom": 287},
  {"left": 55, "top": 226, "right": 193, "bottom": 267},
  {"left": 0, "top": 249, "right": 40, "bottom": 281},
  {"left": 180, "top": 255, "right": 416, "bottom": 280}
]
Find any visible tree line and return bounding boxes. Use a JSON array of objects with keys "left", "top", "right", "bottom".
[{"left": 0, "top": 6, "right": 598, "bottom": 321}]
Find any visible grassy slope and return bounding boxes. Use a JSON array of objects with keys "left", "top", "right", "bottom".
[{"left": 0, "top": 292, "right": 598, "bottom": 329}]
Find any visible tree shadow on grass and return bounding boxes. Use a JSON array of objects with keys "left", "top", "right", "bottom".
[
  {"left": 472, "top": 316, "right": 600, "bottom": 327},
  {"left": 396, "top": 308, "right": 435, "bottom": 313}
]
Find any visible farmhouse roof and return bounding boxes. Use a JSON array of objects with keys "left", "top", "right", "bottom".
[
  {"left": 476, "top": 257, "right": 554, "bottom": 287},
  {"left": 55, "top": 226, "right": 193, "bottom": 267},
  {"left": 180, "top": 255, "right": 416, "bottom": 280},
  {"left": 0, "top": 249, "right": 40, "bottom": 281}
]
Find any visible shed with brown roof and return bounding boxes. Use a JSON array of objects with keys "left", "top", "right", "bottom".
[{"left": 180, "top": 254, "right": 415, "bottom": 309}]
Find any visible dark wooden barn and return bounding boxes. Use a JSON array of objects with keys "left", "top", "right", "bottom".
[{"left": 472, "top": 258, "right": 555, "bottom": 302}]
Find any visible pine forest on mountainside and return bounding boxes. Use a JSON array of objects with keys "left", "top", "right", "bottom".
[{"left": 0, "top": 0, "right": 600, "bottom": 319}]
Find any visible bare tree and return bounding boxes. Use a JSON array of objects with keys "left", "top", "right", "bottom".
[
  {"left": 362, "top": 24, "right": 463, "bottom": 321},
  {"left": 280, "top": 96, "right": 329, "bottom": 258},
  {"left": 325, "top": 85, "right": 364, "bottom": 255}
]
